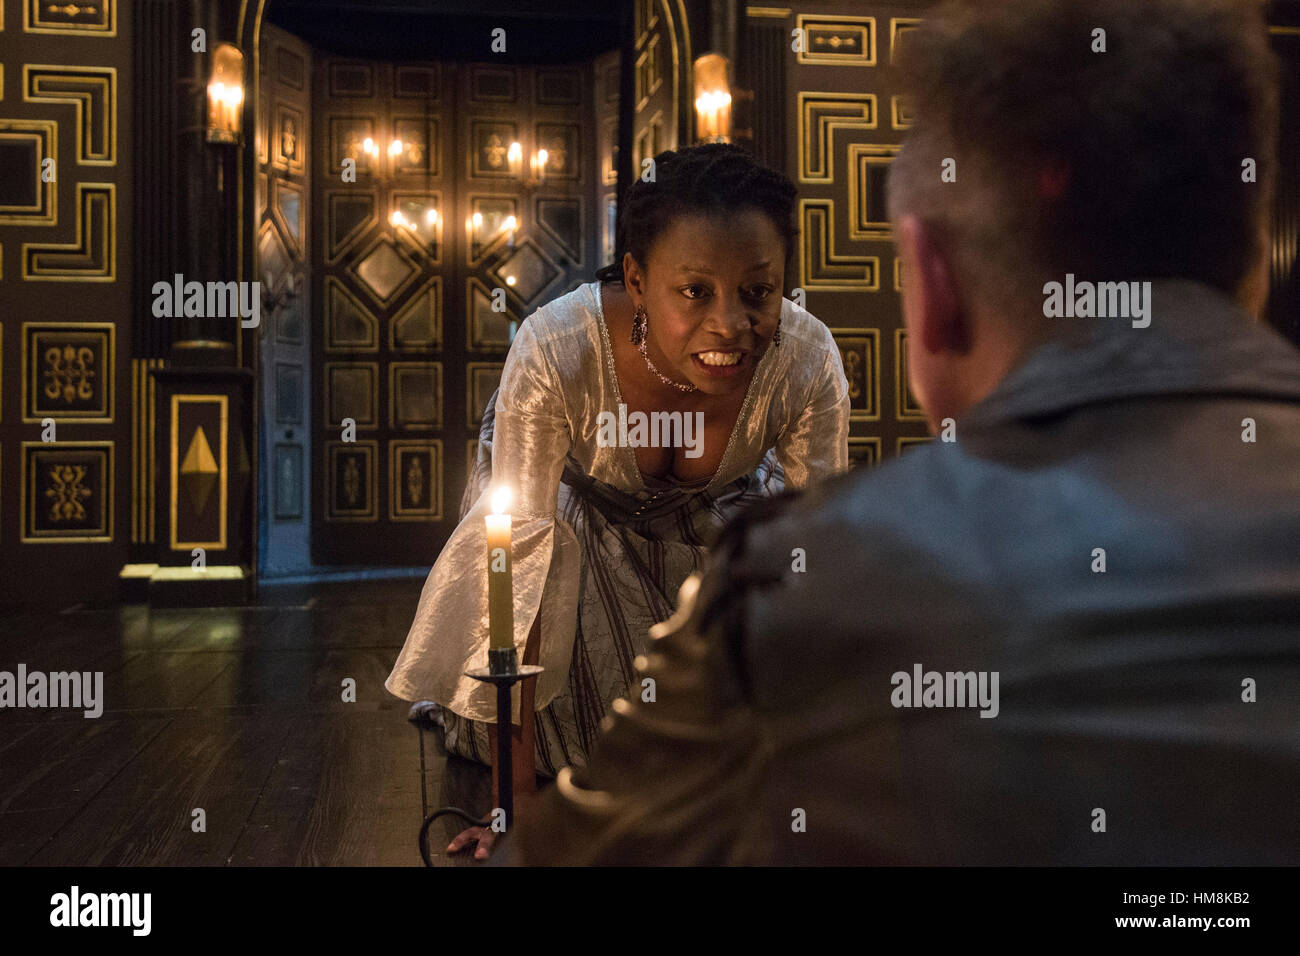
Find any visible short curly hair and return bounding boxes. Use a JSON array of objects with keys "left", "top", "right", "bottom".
[
  {"left": 888, "top": 0, "right": 1279, "bottom": 306},
  {"left": 594, "top": 143, "right": 799, "bottom": 287}
]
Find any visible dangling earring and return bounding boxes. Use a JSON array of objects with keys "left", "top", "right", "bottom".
[
  {"left": 772, "top": 314, "right": 783, "bottom": 348},
  {"left": 630, "top": 303, "right": 647, "bottom": 346},
  {"left": 631, "top": 303, "right": 696, "bottom": 393}
]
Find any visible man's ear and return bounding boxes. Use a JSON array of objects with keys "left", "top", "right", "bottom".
[{"left": 899, "top": 215, "right": 969, "bottom": 355}]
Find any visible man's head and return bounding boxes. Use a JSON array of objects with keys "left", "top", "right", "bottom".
[{"left": 887, "top": 0, "right": 1280, "bottom": 431}]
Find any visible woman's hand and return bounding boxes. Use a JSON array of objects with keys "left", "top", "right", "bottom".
[{"left": 447, "top": 824, "right": 498, "bottom": 861}]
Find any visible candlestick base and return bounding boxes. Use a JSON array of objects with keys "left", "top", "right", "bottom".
[{"left": 415, "top": 658, "right": 544, "bottom": 866}]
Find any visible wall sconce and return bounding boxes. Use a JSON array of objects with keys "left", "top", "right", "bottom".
[
  {"left": 508, "top": 140, "right": 550, "bottom": 188},
  {"left": 392, "top": 201, "right": 439, "bottom": 254},
  {"left": 467, "top": 209, "right": 520, "bottom": 261},
  {"left": 206, "top": 43, "right": 246, "bottom": 145},
  {"left": 693, "top": 53, "right": 732, "bottom": 144}
]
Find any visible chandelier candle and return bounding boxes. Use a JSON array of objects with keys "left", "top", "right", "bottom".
[{"left": 485, "top": 487, "right": 515, "bottom": 671}]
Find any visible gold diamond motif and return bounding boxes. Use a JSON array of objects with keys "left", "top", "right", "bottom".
[{"left": 180, "top": 425, "right": 220, "bottom": 516}]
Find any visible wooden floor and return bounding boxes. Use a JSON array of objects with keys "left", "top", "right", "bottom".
[{"left": 0, "top": 578, "right": 493, "bottom": 866}]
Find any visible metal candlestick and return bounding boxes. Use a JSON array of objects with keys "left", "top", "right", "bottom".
[{"left": 417, "top": 647, "right": 543, "bottom": 867}]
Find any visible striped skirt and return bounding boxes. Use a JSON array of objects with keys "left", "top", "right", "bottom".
[{"left": 441, "top": 389, "right": 785, "bottom": 777}]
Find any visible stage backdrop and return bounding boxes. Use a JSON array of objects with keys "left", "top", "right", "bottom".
[{"left": 306, "top": 54, "right": 605, "bottom": 566}]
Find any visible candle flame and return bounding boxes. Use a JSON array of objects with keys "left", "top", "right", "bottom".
[{"left": 490, "top": 486, "right": 511, "bottom": 514}]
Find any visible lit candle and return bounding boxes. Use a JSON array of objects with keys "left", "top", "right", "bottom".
[
  {"left": 537, "top": 148, "right": 548, "bottom": 184},
  {"left": 486, "top": 487, "right": 513, "bottom": 650}
]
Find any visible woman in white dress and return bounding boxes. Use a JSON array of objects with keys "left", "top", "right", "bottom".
[{"left": 386, "top": 143, "right": 850, "bottom": 858}]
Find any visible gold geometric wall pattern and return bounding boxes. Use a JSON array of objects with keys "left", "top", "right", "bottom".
[
  {"left": 23, "top": 65, "right": 117, "bottom": 165},
  {"left": 890, "top": 94, "right": 914, "bottom": 130},
  {"left": 23, "top": 322, "right": 114, "bottom": 422},
  {"left": 390, "top": 362, "right": 443, "bottom": 431},
  {"left": 466, "top": 362, "right": 505, "bottom": 428},
  {"left": 169, "top": 394, "right": 228, "bottom": 551},
  {"left": 890, "top": 18, "right": 923, "bottom": 63},
  {"left": 324, "top": 362, "right": 379, "bottom": 428},
  {"left": 350, "top": 234, "right": 418, "bottom": 305},
  {"left": 21, "top": 441, "right": 114, "bottom": 543},
  {"left": 389, "top": 440, "right": 443, "bottom": 521},
  {"left": 391, "top": 277, "right": 442, "bottom": 350},
  {"left": 325, "top": 189, "right": 377, "bottom": 265},
  {"left": 21, "top": 182, "right": 115, "bottom": 280},
  {"left": 895, "top": 329, "right": 926, "bottom": 422},
  {"left": 795, "top": 15, "right": 876, "bottom": 66},
  {"left": 325, "top": 440, "right": 377, "bottom": 521},
  {"left": 324, "top": 276, "right": 378, "bottom": 351},
  {"left": 0, "top": 119, "right": 58, "bottom": 224},
  {"left": 797, "top": 91, "right": 876, "bottom": 183},
  {"left": 131, "top": 357, "right": 163, "bottom": 544},
  {"left": 180, "top": 424, "right": 220, "bottom": 516},
  {"left": 800, "top": 199, "right": 879, "bottom": 292},
  {"left": 23, "top": 0, "right": 116, "bottom": 35},
  {"left": 848, "top": 436, "right": 882, "bottom": 469},
  {"left": 847, "top": 143, "right": 900, "bottom": 241},
  {"left": 466, "top": 276, "right": 516, "bottom": 351},
  {"left": 831, "top": 328, "right": 881, "bottom": 422}
]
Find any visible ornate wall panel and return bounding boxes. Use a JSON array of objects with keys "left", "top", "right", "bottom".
[
  {"left": 0, "top": 119, "right": 58, "bottom": 225},
  {"left": 23, "top": 0, "right": 117, "bottom": 35},
  {"left": 744, "top": 1, "right": 935, "bottom": 465},
  {"left": 1, "top": 4, "right": 133, "bottom": 604},
  {"left": 22, "top": 321, "right": 114, "bottom": 422},
  {"left": 21, "top": 440, "right": 114, "bottom": 543}
]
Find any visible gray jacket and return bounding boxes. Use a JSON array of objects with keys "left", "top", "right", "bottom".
[{"left": 515, "top": 280, "right": 1300, "bottom": 865}]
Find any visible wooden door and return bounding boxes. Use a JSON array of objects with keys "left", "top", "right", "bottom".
[
  {"left": 312, "top": 57, "right": 597, "bottom": 565},
  {"left": 257, "top": 24, "right": 313, "bottom": 574}
]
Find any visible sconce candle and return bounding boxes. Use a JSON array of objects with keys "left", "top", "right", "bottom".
[
  {"left": 206, "top": 43, "right": 246, "bottom": 144},
  {"left": 692, "top": 53, "right": 733, "bottom": 143},
  {"left": 485, "top": 487, "right": 514, "bottom": 650}
]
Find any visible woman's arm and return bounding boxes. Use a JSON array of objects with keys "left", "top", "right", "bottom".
[
  {"left": 775, "top": 334, "right": 851, "bottom": 489},
  {"left": 489, "top": 318, "right": 571, "bottom": 522},
  {"left": 443, "top": 318, "right": 571, "bottom": 859}
]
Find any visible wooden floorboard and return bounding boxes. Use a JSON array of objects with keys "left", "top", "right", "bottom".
[{"left": 0, "top": 578, "right": 494, "bottom": 866}]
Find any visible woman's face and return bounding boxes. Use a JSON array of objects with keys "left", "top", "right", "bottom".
[{"left": 625, "top": 208, "right": 786, "bottom": 396}]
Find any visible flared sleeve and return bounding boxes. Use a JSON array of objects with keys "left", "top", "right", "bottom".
[
  {"left": 385, "top": 318, "right": 582, "bottom": 722},
  {"left": 775, "top": 327, "right": 851, "bottom": 489}
]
